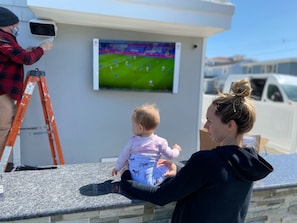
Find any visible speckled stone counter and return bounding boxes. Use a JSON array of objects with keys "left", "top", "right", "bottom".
[
  {"left": 254, "top": 153, "right": 297, "bottom": 190},
  {"left": 0, "top": 162, "right": 132, "bottom": 221},
  {"left": 0, "top": 154, "right": 297, "bottom": 222}
]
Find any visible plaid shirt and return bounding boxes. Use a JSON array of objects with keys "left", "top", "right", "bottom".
[{"left": 0, "top": 29, "right": 44, "bottom": 101}]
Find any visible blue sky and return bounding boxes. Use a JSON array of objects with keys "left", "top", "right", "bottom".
[{"left": 206, "top": 0, "right": 297, "bottom": 61}]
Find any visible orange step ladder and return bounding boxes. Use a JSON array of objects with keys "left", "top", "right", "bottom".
[{"left": 0, "top": 69, "right": 64, "bottom": 172}]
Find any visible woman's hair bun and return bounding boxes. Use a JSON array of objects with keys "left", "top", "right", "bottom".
[{"left": 231, "top": 78, "right": 252, "bottom": 98}]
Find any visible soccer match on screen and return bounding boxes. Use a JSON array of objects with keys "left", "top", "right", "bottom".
[{"left": 97, "top": 40, "right": 177, "bottom": 92}]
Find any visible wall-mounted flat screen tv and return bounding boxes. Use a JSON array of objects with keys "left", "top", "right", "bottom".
[{"left": 93, "top": 38, "right": 181, "bottom": 93}]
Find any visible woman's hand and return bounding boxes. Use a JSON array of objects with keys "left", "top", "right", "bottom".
[{"left": 158, "top": 159, "right": 177, "bottom": 177}]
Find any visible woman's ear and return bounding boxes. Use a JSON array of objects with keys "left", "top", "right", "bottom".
[{"left": 227, "top": 120, "right": 237, "bottom": 131}]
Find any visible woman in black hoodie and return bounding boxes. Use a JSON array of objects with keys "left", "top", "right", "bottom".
[{"left": 120, "top": 78, "right": 273, "bottom": 223}]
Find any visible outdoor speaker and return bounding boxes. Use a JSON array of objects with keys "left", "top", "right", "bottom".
[{"left": 29, "top": 19, "right": 57, "bottom": 37}]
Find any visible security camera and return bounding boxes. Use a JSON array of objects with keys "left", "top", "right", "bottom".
[
  {"left": 193, "top": 44, "right": 198, "bottom": 49},
  {"left": 29, "top": 19, "right": 57, "bottom": 37}
]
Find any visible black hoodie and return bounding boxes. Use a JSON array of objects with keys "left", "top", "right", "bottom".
[{"left": 121, "top": 145, "right": 273, "bottom": 223}]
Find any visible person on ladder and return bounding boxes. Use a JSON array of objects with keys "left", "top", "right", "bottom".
[{"left": 0, "top": 6, "right": 53, "bottom": 158}]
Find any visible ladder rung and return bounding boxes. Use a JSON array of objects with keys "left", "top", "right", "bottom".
[
  {"left": 19, "top": 126, "right": 52, "bottom": 135},
  {"left": 20, "top": 126, "right": 48, "bottom": 130}
]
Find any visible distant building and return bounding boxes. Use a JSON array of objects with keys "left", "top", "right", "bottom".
[
  {"left": 241, "top": 58, "right": 297, "bottom": 75},
  {"left": 204, "top": 56, "right": 297, "bottom": 94},
  {"left": 204, "top": 55, "right": 254, "bottom": 93}
]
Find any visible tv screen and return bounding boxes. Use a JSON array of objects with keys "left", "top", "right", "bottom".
[{"left": 93, "top": 38, "right": 181, "bottom": 93}]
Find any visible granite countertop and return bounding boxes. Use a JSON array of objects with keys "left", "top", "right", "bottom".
[
  {"left": 0, "top": 154, "right": 297, "bottom": 221},
  {"left": 0, "top": 162, "right": 134, "bottom": 221},
  {"left": 253, "top": 153, "right": 297, "bottom": 190}
]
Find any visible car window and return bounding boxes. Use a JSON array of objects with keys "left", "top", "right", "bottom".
[{"left": 267, "top": 84, "right": 283, "bottom": 102}]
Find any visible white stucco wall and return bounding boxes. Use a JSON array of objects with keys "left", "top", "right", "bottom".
[{"left": 2, "top": 2, "right": 206, "bottom": 166}]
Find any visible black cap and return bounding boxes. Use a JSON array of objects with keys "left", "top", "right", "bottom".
[{"left": 0, "top": 7, "right": 19, "bottom": 27}]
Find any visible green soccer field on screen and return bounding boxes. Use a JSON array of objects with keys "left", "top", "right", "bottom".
[{"left": 92, "top": 38, "right": 181, "bottom": 94}]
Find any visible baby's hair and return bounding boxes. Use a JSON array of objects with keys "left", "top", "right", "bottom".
[
  {"left": 133, "top": 104, "right": 160, "bottom": 130},
  {"left": 212, "top": 78, "right": 256, "bottom": 134}
]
